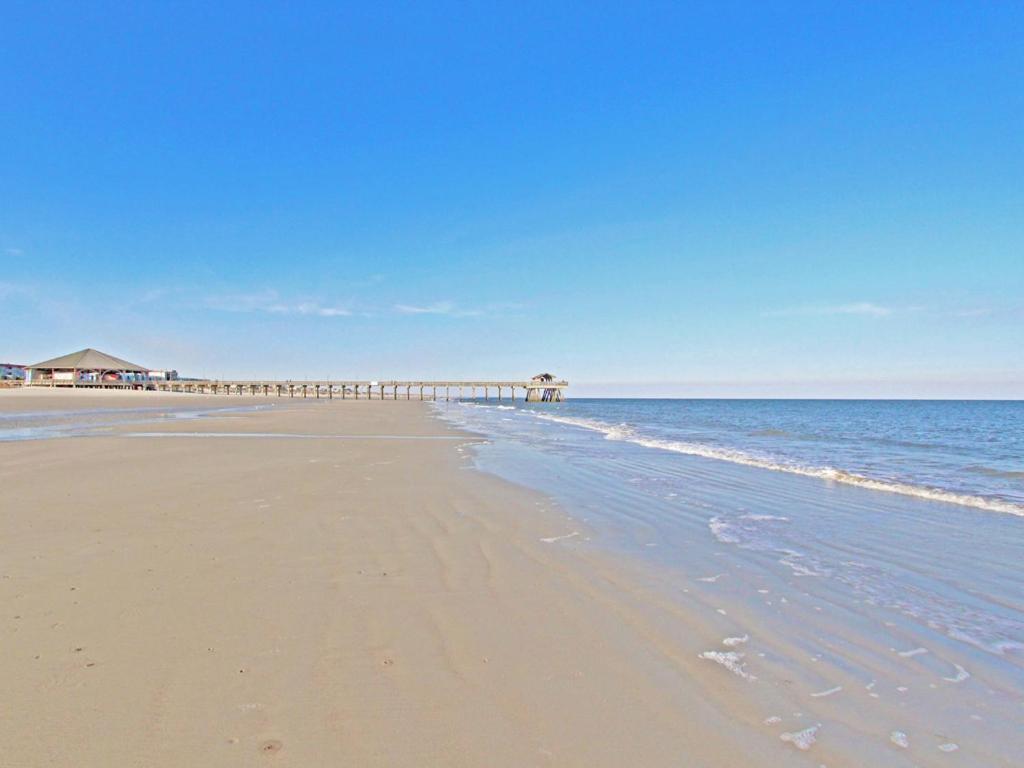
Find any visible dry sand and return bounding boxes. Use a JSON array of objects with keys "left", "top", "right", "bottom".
[{"left": 2, "top": 390, "right": 783, "bottom": 767}]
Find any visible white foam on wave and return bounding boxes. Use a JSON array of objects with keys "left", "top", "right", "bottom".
[
  {"left": 943, "top": 663, "right": 970, "bottom": 683},
  {"left": 540, "top": 531, "right": 579, "bottom": 544},
  {"left": 722, "top": 634, "right": 749, "bottom": 647},
  {"left": 890, "top": 731, "right": 909, "bottom": 749},
  {"left": 698, "top": 650, "right": 756, "bottom": 680},
  {"left": 707, "top": 518, "right": 740, "bottom": 544},
  {"left": 779, "top": 724, "right": 819, "bottom": 750},
  {"left": 948, "top": 628, "right": 1024, "bottom": 656},
  {"left": 898, "top": 647, "right": 929, "bottom": 658},
  {"left": 810, "top": 685, "right": 842, "bottom": 698},
  {"left": 779, "top": 552, "right": 824, "bottom": 577},
  {"left": 531, "top": 413, "right": 1024, "bottom": 516}
]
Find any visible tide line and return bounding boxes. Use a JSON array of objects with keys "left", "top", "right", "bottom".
[{"left": 126, "top": 432, "right": 468, "bottom": 440}]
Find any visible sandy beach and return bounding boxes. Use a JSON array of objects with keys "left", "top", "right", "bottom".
[
  {"left": 7, "top": 3, "right": 1021, "bottom": 764},
  {"left": 2, "top": 390, "right": 782, "bottom": 767}
]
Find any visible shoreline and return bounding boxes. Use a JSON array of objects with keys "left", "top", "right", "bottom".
[{"left": 438, "top": 398, "right": 1024, "bottom": 766}]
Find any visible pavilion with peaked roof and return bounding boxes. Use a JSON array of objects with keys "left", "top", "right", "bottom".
[{"left": 25, "top": 348, "right": 151, "bottom": 388}]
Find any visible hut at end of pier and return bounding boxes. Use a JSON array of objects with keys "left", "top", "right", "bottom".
[{"left": 526, "top": 372, "right": 565, "bottom": 402}]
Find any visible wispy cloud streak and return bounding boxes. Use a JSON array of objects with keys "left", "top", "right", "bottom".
[
  {"left": 394, "top": 301, "right": 478, "bottom": 316},
  {"left": 205, "top": 290, "right": 351, "bottom": 317},
  {"left": 393, "top": 300, "right": 524, "bottom": 318},
  {"left": 764, "top": 302, "right": 895, "bottom": 318}
]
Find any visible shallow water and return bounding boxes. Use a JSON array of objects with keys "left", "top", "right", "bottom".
[
  {"left": 0, "top": 404, "right": 272, "bottom": 441},
  {"left": 436, "top": 398, "right": 1024, "bottom": 766}
]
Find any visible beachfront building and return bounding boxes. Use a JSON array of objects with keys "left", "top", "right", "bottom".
[
  {"left": 1, "top": 363, "right": 26, "bottom": 380},
  {"left": 25, "top": 348, "right": 151, "bottom": 388},
  {"left": 147, "top": 369, "right": 179, "bottom": 381}
]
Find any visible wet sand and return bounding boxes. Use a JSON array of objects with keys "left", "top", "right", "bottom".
[{"left": 2, "top": 390, "right": 780, "bottom": 767}]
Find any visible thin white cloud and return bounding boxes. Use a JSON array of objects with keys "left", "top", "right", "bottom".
[
  {"left": 309, "top": 306, "right": 351, "bottom": 317},
  {"left": 282, "top": 302, "right": 351, "bottom": 317},
  {"left": 5, "top": 247, "right": 24, "bottom": 256},
  {"left": 393, "top": 300, "right": 525, "bottom": 318},
  {"left": 206, "top": 290, "right": 351, "bottom": 317},
  {"left": 764, "top": 302, "right": 895, "bottom": 318},
  {"left": 394, "top": 301, "right": 481, "bottom": 317}
]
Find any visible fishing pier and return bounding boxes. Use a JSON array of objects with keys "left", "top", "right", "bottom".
[
  {"left": 22, "top": 349, "right": 568, "bottom": 402},
  {"left": 148, "top": 378, "right": 568, "bottom": 402}
]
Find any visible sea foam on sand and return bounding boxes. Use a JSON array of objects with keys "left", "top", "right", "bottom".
[{"left": 779, "top": 724, "right": 819, "bottom": 751}]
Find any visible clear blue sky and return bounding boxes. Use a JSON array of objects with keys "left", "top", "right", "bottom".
[{"left": 2, "top": 2, "right": 1022, "bottom": 396}]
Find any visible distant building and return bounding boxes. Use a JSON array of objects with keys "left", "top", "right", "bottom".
[
  {"left": 147, "top": 369, "right": 179, "bottom": 381},
  {"left": 25, "top": 348, "right": 151, "bottom": 388},
  {"left": 1, "top": 363, "right": 26, "bottom": 380},
  {"left": 527, "top": 372, "right": 565, "bottom": 402}
]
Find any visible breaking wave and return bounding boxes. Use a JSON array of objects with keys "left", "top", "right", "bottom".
[{"left": 531, "top": 413, "right": 1024, "bottom": 517}]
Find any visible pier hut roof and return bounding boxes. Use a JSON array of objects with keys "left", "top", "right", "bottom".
[{"left": 27, "top": 348, "right": 148, "bottom": 372}]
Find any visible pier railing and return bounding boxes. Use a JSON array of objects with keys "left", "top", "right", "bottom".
[{"left": 147, "top": 379, "right": 568, "bottom": 402}]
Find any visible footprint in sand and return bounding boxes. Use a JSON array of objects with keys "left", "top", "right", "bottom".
[{"left": 260, "top": 739, "right": 283, "bottom": 754}]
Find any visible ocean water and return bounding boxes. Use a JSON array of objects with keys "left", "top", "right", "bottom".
[
  {"left": 530, "top": 399, "right": 1024, "bottom": 515},
  {"left": 436, "top": 398, "right": 1024, "bottom": 765}
]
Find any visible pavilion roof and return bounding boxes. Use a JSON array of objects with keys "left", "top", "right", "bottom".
[{"left": 26, "top": 348, "right": 148, "bottom": 372}]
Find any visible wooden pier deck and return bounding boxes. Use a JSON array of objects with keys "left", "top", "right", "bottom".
[{"left": 145, "top": 379, "right": 568, "bottom": 402}]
